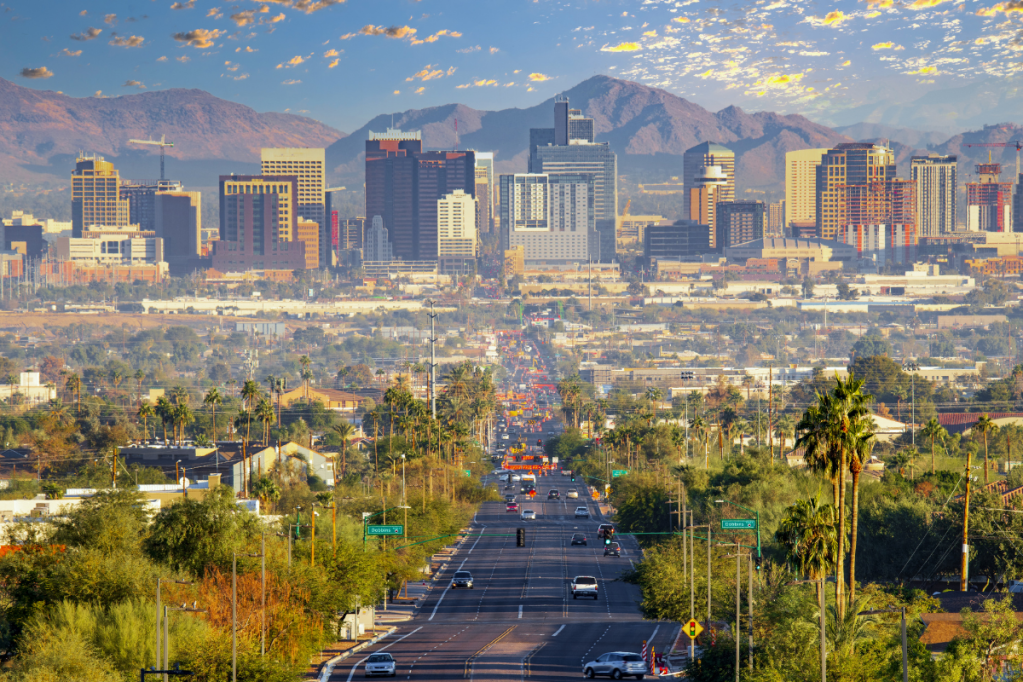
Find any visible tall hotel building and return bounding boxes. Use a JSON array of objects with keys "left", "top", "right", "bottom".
[
  {"left": 500, "top": 173, "right": 594, "bottom": 264},
  {"left": 683, "top": 143, "right": 735, "bottom": 223},
  {"left": 437, "top": 189, "right": 477, "bottom": 273},
  {"left": 212, "top": 175, "right": 306, "bottom": 272},
  {"left": 785, "top": 149, "right": 827, "bottom": 234},
  {"left": 910, "top": 154, "right": 957, "bottom": 236},
  {"left": 71, "top": 155, "right": 131, "bottom": 236},
  {"left": 261, "top": 148, "right": 326, "bottom": 266}
]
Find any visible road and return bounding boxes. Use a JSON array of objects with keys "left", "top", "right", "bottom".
[{"left": 333, "top": 475, "right": 676, "bottom": 681}]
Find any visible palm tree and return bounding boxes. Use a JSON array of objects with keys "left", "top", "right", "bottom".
[
  {"left": 974, "top": 414, "right": 998, "bottom": 485},
  {"left": 156, "top": 396, "right": 173, "bottom": 443},
  {"left": 65, "top": 373, "right": 82, "bottom": 415},
  {"left": 776, "top": 494, "right": 838, "bottom": 588},
  {"left": 203, "top": 387, "right": 223, "bottom": 444},
  {"left": 111, "top": 370, "right": 124, "bottom": 408},
  {"left": 170, "top": 385, "right": 189, "bottom": 406},
  {"left": 138, "top": 402, "right": 155, "bottom": 441},
  {"left": 775, "top": 414, "right": 796, "bottom": 461},
  {"left": 690, "top": 416, "right": 708, "bottom": 469},
  {"left": 333, "top": 421, "right": 356, "bottom": 478},
  {"left": 240, "top": 380, "right": 262, "bottom": 445},
  {"left": 256, "top": 398, "right": 275, "bottom": 445},
  {"left": 172, "top": 402, "right": 194, "bottom": 445},
  {"left": 251, "top": 475, "right": 281, "bottom": 513},
  {"left": 844, "top": 404, "right": 876, "bottom": 605},
  {"left": 920, "top": 417, "right": 948, "bottom": 475},
  {"left": 299, "top": 355, "right": 312, "bottom": 399},
  {"left": 134, "top": 369, "right": 145, "bottom": 409}
]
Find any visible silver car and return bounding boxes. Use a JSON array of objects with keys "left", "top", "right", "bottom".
[
  {"left": 364, "top": 653, "right": 396, "bottom": 677},
  {"left": 583, "top": 652, "right": 647, "bottom": 679}
]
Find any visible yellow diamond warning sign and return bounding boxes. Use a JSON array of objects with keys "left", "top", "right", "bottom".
[{"left": 684, "top": 619, "right": 704, "bottom": 640}]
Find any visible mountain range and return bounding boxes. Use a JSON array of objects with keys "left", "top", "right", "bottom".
[{"left": 1, "top": 75, "right": 1020, "bottom": 198}]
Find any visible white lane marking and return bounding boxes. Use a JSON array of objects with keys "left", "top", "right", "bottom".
[
  {"left": 552, "top": 624, "right": 566, "bottom": 637},
  {"left": 430, "top": 563, "right": 464, "bottom": 621},
  {"left": 345, "top": 626, "right": 423, "bottom": 681},
  {"left": 648, "top": 624, "right": 661, "bottom": 645},
  {"left": 467, "top": 526, "right": 486, "bottom": 554},
  {"left": 518, "top": 604, "right": 523, "bottom": 618}
]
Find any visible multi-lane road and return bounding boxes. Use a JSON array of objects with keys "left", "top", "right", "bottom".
[{"left": 333, "top": 475, "right": 676, "bottom": 681}]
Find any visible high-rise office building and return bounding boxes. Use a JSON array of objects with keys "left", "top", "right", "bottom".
[
  {"left": 568, "top": 108, "right": 595, "bottom": 143},
  {"left": 415, "top": 151, "right": 476, "bottom": 262},
  {"left": 474, "top": 153, "right": 494, "bottom": 234},
  {"left": 365, "top": 128, "right": 422, "bottom": 261},
  {"left": 716, "top": 201, "right": 765, "bottom": 249},
  {"left": 784, "top": 149, "right": 827, "bottom": 231},
  {"left": 967, "top": 161, "right": 1013, "bottom": 232},
  {"left": 911, "top": 154, "right": 957, "bottom": 236},
  {"left": 296, "top": 218, "right": 320, "bottom": 270},
  {"left": 688, "top": 165, "right": 728, "bottom": 247},
  {"left": 153, "top": 191, "right": 201, "bottom": 271},
  {"left": 644, "top": 220, "right": 712, "bottom": 263},
  {"left": 767, "top": 201, "right": 785, "bottom": 236},
  {"left": 500, "top": 173, "right": 593, "bottom": 263},
  {"left": 71, "top": 155, "right": 131, "bottom": 236},
  {"left": 843, "top": 223, "right": 917, "bottom": 266},
  {"left": 261, "top": 148, "right": 325, "bottom": 266},
  {"left": 437, "top": 189, "right": 477, "bottom": 272},
  {"left": 844, "top": 179, "right": 916, "bottom": 231},
  {"left": 816, "top": 143, "right": 896, "bottom": 241},
  {"left": 364, "top": 216, "right": 393, "bottom": 262},
  {"left": 335, "top": 217, "right": 364, "bottom": 251},
  {"left": 120, "top": 180, "right": 184, "bottom": 233},
  {"left": 683, "top": 143, "right": 735, "bottom": 222},
  {"left": 212, "top": 175, "right": 305, "bottom": 272}
]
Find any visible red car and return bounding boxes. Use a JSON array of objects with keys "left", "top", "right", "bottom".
[{"left": 507, "top": 502, "right": 519, "bottom": 512}]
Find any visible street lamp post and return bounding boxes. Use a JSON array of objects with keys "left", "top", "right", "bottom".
[
  {"left": 156, "top": 578, "right": 192, "bottom": 682},
  {"left": 164, "top": 602, "right": 206, "bottom": 681},
  {"left": 685, "top": 519, "right": 712, "bottom": 663}
]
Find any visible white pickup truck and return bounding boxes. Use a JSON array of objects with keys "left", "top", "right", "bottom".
[{"left": 571, "top": 575, "right": 599, "bottom": 600}]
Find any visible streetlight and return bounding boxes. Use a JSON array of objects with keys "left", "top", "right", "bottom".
[
  {"left": 789, "top": 577, "right": 826, "bottom": 682},
  {"left": 164, "top": 601, "right": 206, "bottom": 680},
  {"left": 723, "top": 545, "right": 752, "bottom": 682},
  {"left": 684, "top": 519, "right": 712, "bottom": 662},
  {"left": 859, "top": 607, "right": 908, "bottom": 682},
  {"left": 156, "top": 579, "right": 193, "bottom": 682}
]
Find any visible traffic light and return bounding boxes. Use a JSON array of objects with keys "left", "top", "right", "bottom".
[
  {"left": 537, "top": 439, "right": 542, "bottom": 446},
  {"left": 516, "top": 528, "right": 525, "bottom": 547},
  {"left": 755, "top": 552, "right": 763, "bottom": 571},
  {"left": 604, "top": 528, "right": 615, "bottom": 545},
  {"left": 571, "top": 475, "right": 575, "bottom": 482},
  {"left": 687, "top": 621, "right": 699, "bottom": 638}
]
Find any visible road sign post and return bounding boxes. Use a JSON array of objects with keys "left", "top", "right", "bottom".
[
  {"left": 685, "top": 619, "right": 704, "bottom": 640},
  {"left": 612, "top": 469, "right": 627, "bottom": 477},
  {"left": 365, "top": 525, "right": 403, "bottom": 536},
  {"left": 720, "top": 519, "right": 757, "bottom": 531}
]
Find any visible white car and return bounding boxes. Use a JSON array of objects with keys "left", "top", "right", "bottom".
[
  {"left": 574, "top": 506, "right": 589, "bottom": 518},
  {"left": 501, "top": 434, "right": 510, "bottom": 440},
  {"left": 520, "top": 509, "right": 536, "bottom": 520},
  {"left": 511, "top": 474, "right": 521, "bottom": 482},
  {"left": 582, "top": 652, "right": 647, "bottom": 679},
  {"left": 364, "top": 653, "right": 397, "bottom": 677},
  {"left": 567, "top": 491, "right": 579, "bottom": 499}
]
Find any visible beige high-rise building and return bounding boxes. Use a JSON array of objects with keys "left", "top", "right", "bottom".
[
  {"left": 767, "top": 201, "right": 785, "bottom": 236},
  {"left": 683, "top": 143, "right": 734, "bottom": 220},
  {"left": 71, "top": 155, "right": 131, "bottom": 236},
  {"left": 816, "top": 143, "right": 896, "bottom": 241},
  {"left": 261, "top": 148, "right": 325, "bottom": 266},
  {"left": 688, "top": 165, "right": 728, "bottom": 248},
  {"left": 911, "top": 154, "right": 957, "bottom": 236},
  {"left": 220, "top": 175, "right": 298, "bottom": 241},
  {"left": 437, "top": 189, "right": 477, "bottom": 272},
  {"left": 296, "top": 218, "right": 320, "bottom": 269},
  {"left": 474, "top": 164, "right": 491, "bottom": 236},
  {"left": 785, "top": 149, "right": 827, "bottom": 232}
]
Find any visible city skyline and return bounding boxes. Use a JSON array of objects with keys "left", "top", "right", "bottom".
[{"left": 3, "top": 0, "right": 1021, "bottom": 133}]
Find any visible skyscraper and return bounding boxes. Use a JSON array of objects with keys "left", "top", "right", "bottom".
[
  {"left": 911, "top": 154, "right": 957, "bottom": 236},
  {"left": 415, "top": 151, "right": 476, "bottom": 261},
  {"left": 683, "top": 143, "right": 735, "bottom": 222},
  {"left": 767, "top": 201, "right": 785, "bottom": 237},
  {"left": 500, "top": 173, "right": 594, "bottom": 263},
  {"left": 967, "top": 160, "right": 1013, "bottom": 232},
  {"left": 716, "top": 201, "right": 765, "bottom": 249},
  {"left": 474, "top": 152, "right": 494, "bottom": 234},
  {"left": 568, "top": 109, "right": 595, "bottom": 143},
  {"left": 816, "top": 143, "right": 896, "bottom": 241},
  {"left": 261, "top": 148, "right": 326, "bottom": 267},
  {"left": 120, "top": 180, "right": 184, "bottom": 233},
  {"left": 365, "top": 129, "right": 422, "bottom": 261},
  {"left": 71, "top": 155, "right": 131, "bottom": 236},
  {"left": 644, "top": 220, "right": 712, "bottom": 263},
  {"left": 437, "top": 189, "right": 477, "bottom": 273},
  {"left": 364, "top": 216, "right": 393, "bottom": 262},
  {"left": 785, "top": 149, "right": 827, "bottom": 232},
  {"left": 212, "top": 175, "right": 305, "bottom": 272},
  {"left": 153, "top": 191, "right": 201, "bottom": 272},
  {"left": 688, "top": 165, "right": 728, "bottom": 247}
]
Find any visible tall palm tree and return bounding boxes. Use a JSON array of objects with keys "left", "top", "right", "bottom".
[
  {"left": 156, "top": 396, "right": 173, "bottom": 443},
  {"left": 333, "top": 421, "right": 356, "bottom": 478},
  {"left": 974, "top": 414, "right": 998, "bottom": 485},
  {"left": 65, "top": 373, "right": 82, "bottom": 415},
  {"left": 134, "top": 369, "right": 145, "bottom": 409},
  {"left": 203, "top": 387, "right": 223, "bottom": 444},
  {"left": 775, "top": 414, "right": 796, "bottom": 461},
  {"left": 240, "top": 380, "right": 262, "bottom": 445},
  {"left": 776, "top": 494, "right": 838, "bottom": 589},
  {"left": 844, "top": 404, "right": 876, "bottom": 605},
  {"left": 920, "top": 417, "right": 948, "bottom": 475},
  {"left": 111, "top": 371, "right": 124, "bottom": 408},
  {"left": 690, "top": 415, "right": 708, "bottom": 469},
  {"left": 299, "top": 355, "right": 312, "bottom": 399},
  {"left": 256, "top": 398, "right": 275, "bottom": 445},
  {"left": 172, "top": 402, "right": 194, "bottom": 445},
  {"left": 138, "top": 402, "right": 155, "bottom": 441}
]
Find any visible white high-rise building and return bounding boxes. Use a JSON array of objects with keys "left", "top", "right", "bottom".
[
  {"left": 499, "top": 173, "right": 592, "bottom": 263},
  {"left": 437, "top": 189, "right": 477, "bottom": 272},
  {"left": 785, "top": 148, "right": 827, "bottom": 232},
  {"left": 911, "top": 154, "right": 957, "bottom": 236},
  {"left": 261, "top": 147, "right": 326, "bottom": 266}
]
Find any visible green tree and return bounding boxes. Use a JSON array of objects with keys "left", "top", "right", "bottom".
[
  {"left": 973, "top": 414, "right": 998, "bottom": 485},
  {"left": 920, "top": 417, "right": 948, "bottom": 475}
]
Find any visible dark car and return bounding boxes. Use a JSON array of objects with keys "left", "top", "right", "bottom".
[
  {"left": 571, "top": 533, "right": 587, "bottom": 546},
  {"left": 548, "top": 489, "right": 560, "bottom": 500},
  {"left": 604, "top": 542, "right": 621, "bottom": 557},
  {"left": 504, "top": 495, "right": 516, "bottom": 502},
  {"left": 451, "top": 570, "right": 474, "bottom": 589}
]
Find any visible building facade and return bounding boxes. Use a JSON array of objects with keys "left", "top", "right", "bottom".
[
  {"left": 296, "top": 218, "right": 320, "bottom": 270},
  {"left": 967, "top": 162, "right": 1013, "bottom": 232},
  {"left": 500, "top": 173, "right": 593, "bottom": 264},
  {"left": 437, "top": 189, "right": 477, "bottom": 272},
  {"left": 153, "top": 191, "right": 202, "bottom": 271},
  {"left": 644, "top": 220, "right": 713, "bottom": 262},
  {"left": 785, "top": 149, "right": 827, "bottom": 231},
  {"left": 415, "top": 151, "right": 476, "bottom": 262},
  {"left": 683, "top": 143, "right": 735, "bottom": 223},
  {"left": 816, "top": 143, "right": 896, "bottom": 241},
  {"left": 261, "top": 148, "right": 326, "bottom": 267},
  {"left": 363, "top": 215, "right": 393, "bottom": 262},
  {"left": 911, "top": 154, "right": 957, "bottom": 236},
  {"left": 716, "top": 201, "right": 766, "bottom": 249},
  {"left": 843, "top": 223, "right": 918, "bottom": 266},
  {"left": 474, "top": 152, "right": 495, "bottom": 234},
  {"left": 688, "top": 165, "right": 729, "bottom": 247},
  {"left": 767, "top": 201, "right": 785, "bottom": 236},
  {"left": 212, "top": 176, "right": 306, "bottom": 272},
  {"left": 71, "top": 155, "right": 131, "bottom": 237},
  {"left": 365, "top": 128, "right": 422, "bottom": 262}
]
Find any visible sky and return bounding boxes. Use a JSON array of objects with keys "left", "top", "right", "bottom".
[{"left": 2, "top": 0, "right": 1019, "bottom": 133}]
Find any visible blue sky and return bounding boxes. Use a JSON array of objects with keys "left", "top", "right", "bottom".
[{"left": 2, "top": 0, "right": 1017, "bottom": 132}]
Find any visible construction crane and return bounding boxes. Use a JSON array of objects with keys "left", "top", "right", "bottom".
[
  {"left": 965, "top": 141, "right": 1022, "bottom": 177},
  {"left": 127, "top": 134, "right": 174, "bottom": 181}
]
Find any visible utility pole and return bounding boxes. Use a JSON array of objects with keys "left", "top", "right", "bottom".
[
  {"left": 428, "top": 300, "right": 437, "bottom": 419},
  {"left": 961, "top": 447, "right": 973, "bottom": 591},
  {"left": 588, "top": 257, "right": 592, "bottom": 312},
  {"left": 768, "top": 365, "right": 773, "bottom": 458}
]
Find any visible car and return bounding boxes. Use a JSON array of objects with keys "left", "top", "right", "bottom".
[
  {"left": 501, "top": 434, "right": 510, "bottom": 440},
  {"left": 571, "top": 533, "right": 587, "bottom": 546},
  {"left": 504, "top": 494, "right": 516, "bottom": 502},
  {"left": 547, "top": 489, "right": 560, "bottom": 500},
  {"left": 364, "top": 653, "right": 397, "bottom": 677},
  {"left": 571, "top": 575, "right": 599, "bottom": 600},
  {"left": 604, "top": 542, "right": 621, "bottom": 557},
  {"left": 582, "top": 652, "right": 647, "bottom": 679},
  {"left": 506, "top": 502, "right": 519, "bottom": 512},
  {"left": 567, "top": 491, "right": 579, "bottom": 499},
  {"left": 597, "top": 523, "right": 615, "bottom": 538},
  {"left": 575, "top": 506, "right": 590, "bottom": 518},
  {"left": 451, "top": 570, "right": 474, "bottom": 589},
  {"left": 511, "top": 474, "right": 521, "bottom": 482},
  {"left": 521, "top": 509, "right": 536, "bottom": 520}
]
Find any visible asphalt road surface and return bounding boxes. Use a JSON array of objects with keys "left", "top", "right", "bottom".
[{"left": 334, "top": 475, "right": 676, "bottom": 681}]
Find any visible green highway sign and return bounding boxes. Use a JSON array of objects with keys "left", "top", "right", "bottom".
[
  {"left": 612, "top": 470, "right": 627, "bottom": 478},
  {"left": 464, "top": 470, "right": 472, "bottom": 477},
  {"left": 366, "top": 525, "right": 403, "bottom": 536},
  {"left": 721, "top": 519, "right": 757, "bottom": 531}
]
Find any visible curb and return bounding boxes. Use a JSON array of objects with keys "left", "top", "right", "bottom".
[{"left": 317, "top": 626, "right": 397, "bottom": 682}]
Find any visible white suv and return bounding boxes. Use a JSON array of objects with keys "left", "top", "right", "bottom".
[
  {"left": 582, "top": 652, "right": 647, "bottom": 679},
  {"left": 574, "top": 506, "right": 589, "bottom": 518}
]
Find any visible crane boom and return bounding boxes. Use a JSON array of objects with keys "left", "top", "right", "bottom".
[
  {"left": 964, "top": 141, "right": 1022, "bottom": 177},
  {"left": 127, "top": 135, "right": 174, "bottom": 180}
]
